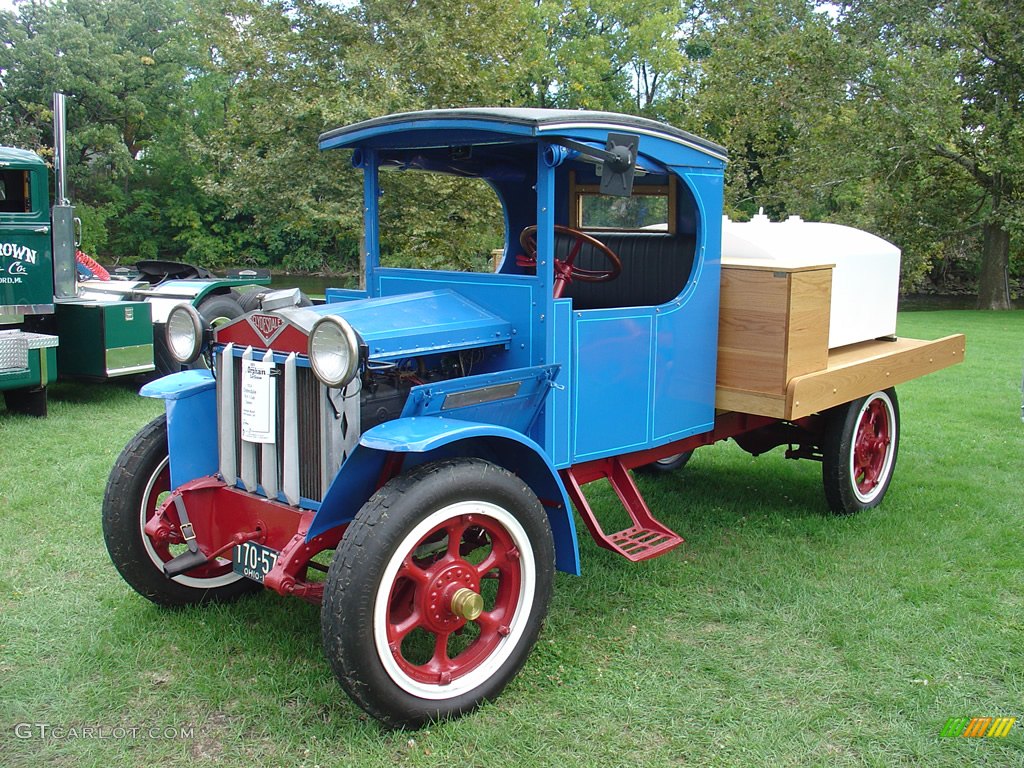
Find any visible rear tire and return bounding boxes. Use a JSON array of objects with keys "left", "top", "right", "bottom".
[
  {"left": 821, "top": 388, "right": 900, "bottom": 515},
  {"left": 637, "top": 451, "right": 693, "bottom": 475},
  {"left": 102, "top": 414, "right": 259, "bottom": 606}
]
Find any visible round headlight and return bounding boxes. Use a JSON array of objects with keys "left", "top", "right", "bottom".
[
  {"left": 308, "top": 316, "right": 360, "bottom": 387},
  {"left": 166, "top": 303, "right": 204, "bottom": 364}
]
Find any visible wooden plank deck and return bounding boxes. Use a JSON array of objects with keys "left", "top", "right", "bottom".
[{"left": 716, "top": 334, "right": 966, "bottom": 419}]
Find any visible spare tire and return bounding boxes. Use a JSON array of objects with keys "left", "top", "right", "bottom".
[
  {"left": 237, "top": 289, "right": 266, "bottom": 313},
  {"left": 197, "top": 293, "right": 245, "bottom": 329}
]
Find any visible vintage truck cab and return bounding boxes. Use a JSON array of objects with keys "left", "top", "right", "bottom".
[{"left": 103, "top": 109, "right": 964, "bottom": 727}]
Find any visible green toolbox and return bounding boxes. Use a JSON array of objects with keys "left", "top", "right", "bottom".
[{"left": 54, "top": 300, "right": 155, "bottom": 378}]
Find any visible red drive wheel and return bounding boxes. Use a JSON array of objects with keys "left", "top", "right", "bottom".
[
  {"left": 822, "top": 388, "right": 900, "bottom": 514},
  {"left": 322, "top": 459, "right": 554, "bottom": 728},
  {"left": 102, "top": 414, "right": 258, "bottom": 606}
]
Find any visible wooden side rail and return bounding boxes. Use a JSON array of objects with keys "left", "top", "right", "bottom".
[{"left": 717, "top": 334, "right": 966, "bottom": 419}]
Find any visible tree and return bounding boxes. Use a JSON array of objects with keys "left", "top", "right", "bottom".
[
  {"left": 838, "top": 0, "right": 1024, "bottom": 308},
  {"left": 530, "top": 0, "right": 706, "bottom": 115},
  {"left": 0, "top": 0, "right": 201, "bottom": 259},
  {"left": 183, "top": 0, "right": 365, "bottom": 272},
  {"left": 686, "top": 0, "right": 860, "bottom": 222}
]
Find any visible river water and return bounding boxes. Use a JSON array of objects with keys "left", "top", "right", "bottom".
[{"left": 267, "top": 273, "right": 358, "bottom": 296}]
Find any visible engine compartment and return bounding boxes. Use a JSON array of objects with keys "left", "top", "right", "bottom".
[{"left": 358, "top": 349, "right": 486, "bottom": 431}]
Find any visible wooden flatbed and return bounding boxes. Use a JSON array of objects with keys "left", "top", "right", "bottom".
[
  {"left": 717, "top": 333, "right": 966, "bottom": 419},
  {"left": 715, "top": 259, "right": 965, "bottom": 419}
]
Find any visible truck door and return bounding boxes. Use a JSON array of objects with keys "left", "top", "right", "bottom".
[
  {"left": 564, "top": 170, "right": 722, "bottom": 463},
  {"left": 0, "top": 163, "right": 53, "bottom": 314}
]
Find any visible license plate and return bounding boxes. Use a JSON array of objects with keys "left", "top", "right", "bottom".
[{"left": 233, "top": 541, "right": 280, "bottom": 583}]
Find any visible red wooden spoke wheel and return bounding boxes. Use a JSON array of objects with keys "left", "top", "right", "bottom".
[
  {"left": 851, "top": 396, "right": 893, "bottom": 499},
  {"left": 322, "top": 459, "right": 555, "bottom": 728},
  {"left": 822, "top": 388, "right": 900, "bottom": 514},
  {"left": 379, "top": 503, "right": 526, "bottom": 689}
]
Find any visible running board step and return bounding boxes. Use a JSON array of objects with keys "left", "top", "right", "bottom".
[{"left": 561, "top": 459, "right": 683, "bottom": 562}]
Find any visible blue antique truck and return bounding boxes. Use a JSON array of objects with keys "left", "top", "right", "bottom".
[{"left": 102, "top": 109, "right": 964, "bottom": 727}]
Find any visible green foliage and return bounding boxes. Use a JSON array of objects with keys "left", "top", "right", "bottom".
[
  {"left": 379, "top": 173, "right": 504, "bottom": 272},
  {"left": 0, "top": 0, "right": 1022, "bottom": 300},
  {"left": 689, "top": 0, "right": 861, "bottom": 221},
  {"left": 349, "top": 0, "right": 541, "bottom": 108},
  {"left": 836, "top": 0, "right": 1024, "bottom": 305}
]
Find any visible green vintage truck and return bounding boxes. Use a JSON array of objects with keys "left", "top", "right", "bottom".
[{"left": 0, "top": 94, "right": 268, "bottom": 416}]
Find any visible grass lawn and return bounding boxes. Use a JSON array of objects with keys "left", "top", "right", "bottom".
[{"left": 1, "top": 309, "right": 1022, "bottom": 767}]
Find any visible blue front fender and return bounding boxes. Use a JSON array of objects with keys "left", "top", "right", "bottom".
[
  {"left": 308, "top": 417, "right": 581, "bottom": 575},
  {"left": 139, "top": 370, "right": 218, "bottom": 489}
]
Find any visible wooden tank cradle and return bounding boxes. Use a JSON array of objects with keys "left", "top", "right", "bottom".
[{"left": 715, "top": 258, "right": 965, "bottom": 420}]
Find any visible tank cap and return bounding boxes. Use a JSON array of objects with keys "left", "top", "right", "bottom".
[{"left": 750, "top": 207, "right": 771, "bottom": 224}]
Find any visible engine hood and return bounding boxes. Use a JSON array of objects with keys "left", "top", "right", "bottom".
[{"left": 215, "top": 289, "right": 513, "bottom": 361}]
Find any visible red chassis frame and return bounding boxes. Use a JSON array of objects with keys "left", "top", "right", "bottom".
[{"left": 146, "top": 411, "right": 822, "bottom": 600}]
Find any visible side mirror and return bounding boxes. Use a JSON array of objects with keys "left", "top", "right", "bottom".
[{"left": 599, "top": 133, "right": 639, "bottom": 197}]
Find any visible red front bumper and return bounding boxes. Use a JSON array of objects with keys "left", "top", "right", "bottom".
[{"left": 144, "top": 476, "right": 345, "bottom": 603}]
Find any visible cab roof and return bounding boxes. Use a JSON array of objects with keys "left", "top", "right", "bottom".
[
  {"left": 0, "top": 147, "right": 47, "bottom": 169},
  {"left": 319, "top": 108, "right": 727, "bottom": 163}
]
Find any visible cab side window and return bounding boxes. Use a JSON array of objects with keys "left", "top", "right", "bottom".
[
  {"left": 562, "top": 173, "right": 695, "bottom": 309},
  {"left": 0, "top": 170, "right": 32, "bottom": 214}
]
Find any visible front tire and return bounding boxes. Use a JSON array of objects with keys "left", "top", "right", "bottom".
[
  {"left": 102, "top": 414, "right": 259, "bottom": 606},
  {"left": 821, "top": 388, "right": 900, "bottom": 514},
  {"left": 321, "top": 458, "right": 555, "bottom": 728}
]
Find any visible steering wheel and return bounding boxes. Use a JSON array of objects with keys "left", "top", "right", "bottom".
[{"left": 518, "top": 225, "right": 622, "bottom": 298}]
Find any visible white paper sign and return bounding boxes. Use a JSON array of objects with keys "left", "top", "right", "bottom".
[{"left": 241, "top": 360, "right": 276, "bottom": 443}]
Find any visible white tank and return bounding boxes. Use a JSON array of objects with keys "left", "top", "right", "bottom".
[{"left": 721, "top": 211, "right": 901, "bottom": 349}]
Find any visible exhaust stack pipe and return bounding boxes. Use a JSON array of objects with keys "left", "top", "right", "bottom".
[
  {"left": 53, "top": 92, "right": 69, "bottom": 206},
  {"left": 51, "top": 92, "right": 76, "bottom": 297}
]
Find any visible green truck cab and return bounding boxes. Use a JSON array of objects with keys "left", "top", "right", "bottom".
[
  {"left": 1, "top": 147, "right": 68, "bottom": 413},
  {"left": 0, "top": 143, "right": 154, "bottom": 416},
  {"left": 1, "top": 95, "right": 270, "bottom": 417},
  {"left": 0, "top": 148, "right": 57, "bottom": 310}
]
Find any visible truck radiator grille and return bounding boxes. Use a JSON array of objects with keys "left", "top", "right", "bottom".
[{"left": 216, "top": 343, "right": 360, "bottom": 505}]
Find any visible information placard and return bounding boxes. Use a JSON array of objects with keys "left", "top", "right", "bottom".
[{"left": 240, "top": 359, "right": 276, "bottom": 443}]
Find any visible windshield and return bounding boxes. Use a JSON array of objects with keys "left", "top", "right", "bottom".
[{"left": 378, "top": 172, "right": 504, "bottom": 273}]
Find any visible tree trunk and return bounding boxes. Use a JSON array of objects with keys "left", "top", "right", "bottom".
[{"left": 977, "top": 220, "right": 1011, "bottom": 310}]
